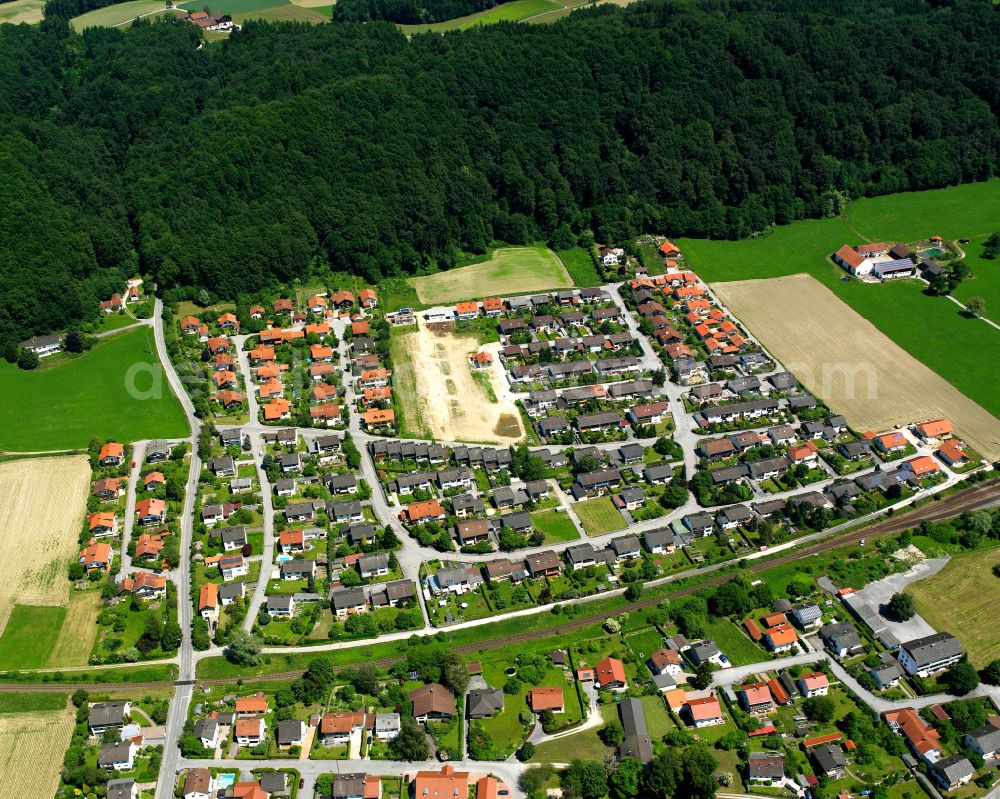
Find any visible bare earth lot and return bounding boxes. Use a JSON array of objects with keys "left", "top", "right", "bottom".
[
  {"left": 396, "top": 323, "right": 523, "bottom": 444},
  {"left": 0, "top": 707, "right": 76, "bottom": 798},
  {"left": 712, "top": 274, "right": 1000, "bottom": 461},
  {"left": 0, "top": 456, "right": 90, "bottom": 633}
]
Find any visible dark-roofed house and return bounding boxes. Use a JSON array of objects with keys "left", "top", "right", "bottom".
[
  {"left": 684, "top": 512, "right": 714, "bottom": 537},
  {"left": 455, "top": 519, "right": 490, "bottom": 545},
  {"left": 106, "top": 779, "right": 138, "bottom": 799},
  {"left": 89, "top": 701, "right": 130, "bottom": 735},
  {"left": 411, "top": 684, "right": 455, "bottom": 721},
  {"left": 644, "top": 529, "right": 676, "bottom": 555},
  {"left": 467, "top": 688, "right": 504, "bottom": 719},
  {"left": 609, "top": 535, "right": 641, "bottom": 560},
  {"left": 870, "top": 661, "right": 903, "bottom": 689},
  {"left": 747, "top": 752, "right": 785, "bottom": 786},
  {"left": 898, "top": 633, "right": 964, "bottom": 677},
  {"left": 618, "top": 698, "right": 652, "bottom": 764},
  {"left": 964, "top": 724, "right": 1000, "bottom": 760},
  {"left": 644, "top": 463, "right": 673, "bottom": 485},
  {"left": 565, "top": 544, "right": 597, "bottom": 570},
  {"left": 931, "top": 756, "right": 975, "bottom": 791},
  {"left": 526, "top": 550, "right": 562, "bottom": 577},
  {"left": 811, "top": 743, "right": 848, "bottom": 778}
]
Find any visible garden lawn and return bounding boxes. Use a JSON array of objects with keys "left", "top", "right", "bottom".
[
  {"left": 0, "top": 605, "right": 66, "bottom": 670},
  {"left": 409, "top": 245, "right": 572, "bottom": 304},
  {"left": 531, "top": 509, "right": 580, "bottom": 544},
  {"left": 704, "top": 618, "right": 768, "bottom": 667},
  {"left": 532, "top": 704, "right": 614, "bottom": 763},
  {"left": 573, "top": 497, "right": 626, "bottom": 536},
  {"left": 0, "top": 327, "right": 188, "bottom": 451}
]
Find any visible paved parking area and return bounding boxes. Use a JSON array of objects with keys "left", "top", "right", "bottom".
[{"left": 845, "top": 557, "right": 950, "bottom": 641}]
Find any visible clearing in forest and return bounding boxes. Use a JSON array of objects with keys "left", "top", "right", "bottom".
[
  {"left": 0, "top": 707, "right": 76, "bottom": 799},
  {"left": 0, "top": 456, "right": 89, "bottom": 638},
  {"left": 409, "top": 245, "right": 572, "bottom": 305},
  {"left": 908, "top": 547, "right": 1000, "bottom": 668},
  {"left": 391, "top": 323, "right": 523, "bottom": 444},
  {"left": 712, "top": 274, "right": 1000, "bottom": 461}
]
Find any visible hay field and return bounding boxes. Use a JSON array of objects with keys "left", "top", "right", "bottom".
[
  {"left": 712, "top": 274, "right": 1000, "bottom": 461},
  {"left": 392, "top": 324, "right": 523, "bottom": 443},
  {"left": 908, "top": 547, "right": 1000, "bottom": 667},
  {"left": 0, "top": 0, "right": 46, "bottom": 23},
  {"left": 0, "top": 456, "right": 90, "bottom": 633},
  {"left": 71, "top": 0, "right": 166, "bottom": 28},
  {"left": 410, "top": 246, "right": 572, "bottom": 305},
  {"left": 0, "top": 707, "right": 75, "bottom": 799}
]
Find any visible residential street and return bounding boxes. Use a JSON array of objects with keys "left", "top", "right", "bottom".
[{"left": 143, "top": 287, "right": 999, "bottom": 799}]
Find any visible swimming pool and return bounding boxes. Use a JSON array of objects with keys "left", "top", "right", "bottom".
[
  {"left": 922, "top": 247, "right": 945, "bottom": 258},
  {"left": 276, "top": 554, "right": 292, "bottom": 562},
  {"left": 217, "top": 774, "right": 235, "bottom": 788}
]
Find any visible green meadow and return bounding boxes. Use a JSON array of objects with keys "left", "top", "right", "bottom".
[
  {"left": 678, "top": 180, "right": 1000, "bottom": 420},
  {"left": 0, "top": 327, "right": 188, "bottom": 452}
]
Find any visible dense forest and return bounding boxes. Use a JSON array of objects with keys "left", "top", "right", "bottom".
[
  {"left": 332, "top": 0, "right": 503, "bottom": 24},
  {"left": 0, "top": 0, "right": 997, "bottom": 353}
]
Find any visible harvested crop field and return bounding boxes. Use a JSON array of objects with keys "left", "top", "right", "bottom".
[
  {"left": 392, "top": 323, "right": 523, "bottom": 444},
  {"left": 908, "top": 547, "right": 1000, "bottom": 668},
  {"left": 0, "top": 707, "right": 75, "bottom": 799},
  {"left": 0, "top": 456, "right": 90, "bottom": 634},
  {"left": 712, "top": 274, "right": 1000, "bottom": 461},
  {"left": 409, "top": 245, "right": 572, "bottom": 305}
]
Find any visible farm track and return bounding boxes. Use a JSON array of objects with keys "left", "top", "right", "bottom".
[{"left": 2, "top": 478, "right": 996, "bottom": 692}]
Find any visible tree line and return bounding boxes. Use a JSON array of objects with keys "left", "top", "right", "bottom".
[{"left": 0, "top": 0, "right": 998, "bottom": 355}]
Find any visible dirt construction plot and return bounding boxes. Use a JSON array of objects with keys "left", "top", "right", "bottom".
[
  {"left": 395, "top": 323, "right": 524, "bottom": 444},
  {"left": 0, "top": 456, "right": 90, "bottom": 633},
  {"left": 712, "top": 274, "right": 1000, "bottom": 462},
  {"left": 0, "top": 708, "right": 76, "bottom": 798}
]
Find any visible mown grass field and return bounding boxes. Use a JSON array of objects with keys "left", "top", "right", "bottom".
[
  {"left": 0, "top": 694, "right": 68, "bottom": 714},
  {"left": 679, "top": 181, "right": 1000, "bottom": 422},
  {"left": 0, "top": 327, "right": 188, "bottom": 451},
  {"left": 556, "top": 247, "right": 604, "bottom": 287},
  {"left": 573, "top": 497, "right": 625, "bottom": 537},
  {"left": 0, "top": 606, "right": 66, "bottom": 670},
  {"left": 399, "top": 0, "right": 558, "bottom": 33},
  {"left": 410, "top": 245, "right": 572, "bottom": 304},
  {"left": 232, "top": 3, "right": 328, "bottom": 22},
  {"left": 908, "top": 546, "right": 1000, "bottom": 668},
  {"left": 0, "top": 0, "right": 46, "bottom": 23},
  {"left": 71, "top": 0, "right": 166, "bottom": 28}
]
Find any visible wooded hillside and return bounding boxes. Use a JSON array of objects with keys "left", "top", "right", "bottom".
[{"left": 0, "top": 0, "right": 997, "bottom": 351}]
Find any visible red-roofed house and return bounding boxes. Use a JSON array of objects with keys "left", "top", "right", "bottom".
[
  {"left": 594, "top": 657, "right": 627, "bottom": 691},
  {"left": 99, "top": 442, "right": 125, "bottom": 465},
  {"left": 80, "top": 541, "right": 113, "bottom": 572},
  {"left": 764, "top": 625, "right": 798, "bottom": 652},
  {"left": 904, "top": 456, "right": 940, "bottom": 478},
  {"left": 915, "top": 419, "right": 953, "bottom": 440},
  {"left": 740, "top": 682, "right": 774, "bottom": 714},
  {"left": 834, "top": 245, "right": 871, "bottom": 276},
  {"left": 684, "top": 696, "right": 723, "bottom": 728},
  {"left": 360, "top": 288, "right": 377, "bottom": 308},
  {"left": 798, "top": 672, "right": 830, "bottom": 697},
  {"left": 936, "top": 441, "right": 969, "bottom": 467},
  {"left": 529, "top": 686, "right": 564, "bottom": 713}
]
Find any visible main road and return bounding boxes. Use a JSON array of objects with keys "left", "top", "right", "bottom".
[{"left": 152, "top": 300, "right": 202, "bottom": 799}]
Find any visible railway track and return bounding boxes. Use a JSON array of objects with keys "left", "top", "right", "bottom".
[{"left": 3, "top": 478, "right": 997, "bottom": 691}]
